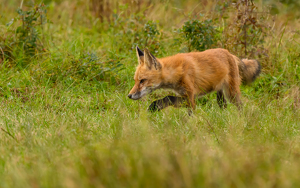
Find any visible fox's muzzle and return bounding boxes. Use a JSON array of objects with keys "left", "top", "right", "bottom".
[
  {"left": 128, "top": 91, "right": 142, "bottom": 100},
  {"left": 128, "top": 86, "right": 155, "bottom": 100}
]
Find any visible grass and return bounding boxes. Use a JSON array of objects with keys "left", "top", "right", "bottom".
[{"left": 0, "top": 0, "right": 300, "bottom": 187}]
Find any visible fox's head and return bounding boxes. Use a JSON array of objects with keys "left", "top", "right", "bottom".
[{"left": 128, "top": 46, "right": 162, "bottom": 100}]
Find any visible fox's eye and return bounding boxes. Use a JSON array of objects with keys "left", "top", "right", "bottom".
[{"left": 140, "top": 79, "right": 146, "bottom": 84}]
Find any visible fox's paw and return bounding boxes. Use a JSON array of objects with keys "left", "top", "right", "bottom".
[{"left": 148, "top": 101, "right": 160, "bottom": 112}]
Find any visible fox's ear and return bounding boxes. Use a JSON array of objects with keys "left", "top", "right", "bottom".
[
  {"left": 136, "top": 46, "right": 144, "bottom": 64},
  {"left": 144, "top": 48, "right": 161, "bottom": 70}
]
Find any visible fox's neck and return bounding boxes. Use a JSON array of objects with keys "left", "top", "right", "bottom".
[{"left": 159, "top": 59, "right": 184, "bottom": 89}]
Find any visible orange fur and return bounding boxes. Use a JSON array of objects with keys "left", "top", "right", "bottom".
[{"left": 128, "top": 47, "right": 261, "bottom": 111}]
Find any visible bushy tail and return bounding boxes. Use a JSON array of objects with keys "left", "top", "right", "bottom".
[{"left": 233, "top": 56, "right": 261, "bottom": 85}]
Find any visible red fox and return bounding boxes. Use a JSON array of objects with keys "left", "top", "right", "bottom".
[{"left": 128, "top": 46, "right": 261, "bottom": 112}]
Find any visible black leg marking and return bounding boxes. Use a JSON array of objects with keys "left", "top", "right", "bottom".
[
  {"left": 217, "top": 90, "right": 227, "bottom": 109},
  {"left": 148, "top": 96, "right": 185, "bottom": 112}
]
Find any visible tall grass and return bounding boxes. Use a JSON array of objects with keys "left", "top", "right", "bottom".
[{"left": 0, "top": 0, "right": 299, "bottom": 187}]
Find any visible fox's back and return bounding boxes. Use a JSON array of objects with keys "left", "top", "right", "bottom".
[{"left": 160, "top": 48, "right": 232, "bottom": 66}]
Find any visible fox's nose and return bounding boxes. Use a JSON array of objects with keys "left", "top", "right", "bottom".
[{"left": 128, "top": 94, "right": 132, "bottom": 99}]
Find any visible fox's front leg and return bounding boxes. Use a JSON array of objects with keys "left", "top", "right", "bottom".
[
  {"left": 186, "top": 92, "right": 195, "bottom": 110},
  {"left": 184, "top": 91, "right": 195, "bottom": 115},
  {"left": 148, "top": 96, "right": 186, "bottom": 112}
]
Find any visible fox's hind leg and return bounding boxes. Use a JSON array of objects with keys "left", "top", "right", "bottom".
[
  {"left": 224, "top": 87, "right": 242, "bottom": 110},
  {"left": 217, "top": 90, "right": 227, "bottom": 109},
  {"left": 228, "top": 93, "right": 242, "bottom": 110},
  {"left": 148, "top": 96, "right": 186, "bottom": 112}
]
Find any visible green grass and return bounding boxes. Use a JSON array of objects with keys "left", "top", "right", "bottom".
[{"left": 0, "top": 0, "right": 300, "bottom": 187}]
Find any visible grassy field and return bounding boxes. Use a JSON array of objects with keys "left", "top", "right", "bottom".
[{"left": 0, "top": 0, "right": 300, "bottom": 187}]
